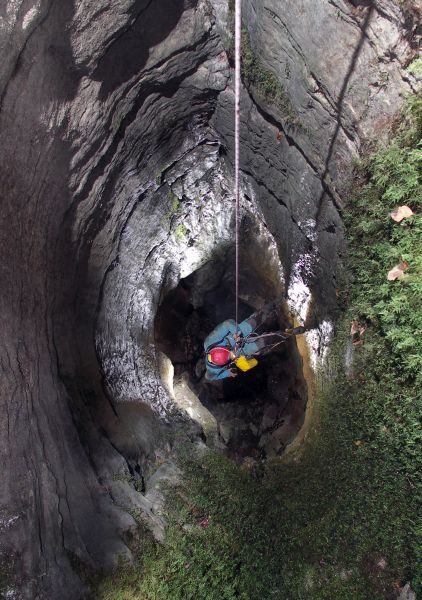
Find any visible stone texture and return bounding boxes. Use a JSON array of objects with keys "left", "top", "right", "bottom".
[
  {"left": 398, "top": 583, "right": 417, "bottom": 600},
  {"left": 0, "top": 1, "right": 229, "bottom": 597},
  {"left": 243, "top": 0, "right": 420, "bottom": 186},
  {"left": 95, "top": 141, "right": 233, "bottom": 415},
  {"left": 0, "top": 0, "right": 419, "bottom": 597},
  {"left": 213, "top": 86, "right": 344, "bottom": 328}
]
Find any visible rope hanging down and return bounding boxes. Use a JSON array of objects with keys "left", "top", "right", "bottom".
[{"left": 234, "top": 0, "right": 241, "bottom": 326}]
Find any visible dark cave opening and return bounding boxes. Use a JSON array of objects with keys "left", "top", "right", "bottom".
[{"left": 155, "top": 232, "right": 308, "bottom": 461}]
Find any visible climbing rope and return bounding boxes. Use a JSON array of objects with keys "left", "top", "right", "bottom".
[
  {"left": 234, "top": 0, "right": 241, "bottom": 326},
  {"left": 237, "top": 331, "right": 291, "bottom": 356}
]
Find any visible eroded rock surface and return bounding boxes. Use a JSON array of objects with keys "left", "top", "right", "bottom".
[
  {"left": 243, "top": 0, "right": 420, "bottom": 183},
  {"left": 0, "top": 0, "right": 419, "bottom": 597}
]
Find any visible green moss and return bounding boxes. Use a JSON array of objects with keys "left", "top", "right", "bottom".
[
  {"left": 112, "top": 472, "right": 144, "bottom": 493},
  {"left": 406, "top": 57, "right": 422, "bottom": 77},
  {"left": 0, "top": 570, "right": 8, "bottom": 595},
  {"left": 170, "top": 193, "right": 180, "bottom": 213},
  {"left": 174, "top": 223, "right": 187, "bottom": 242},
  {"left": 241, "top": 28, "right": 297, "bottom": 126},
  {"left": 166, "top": 191, "right": 186, "bottom": 239},
  {"left": 162, "top": 190, "right": 182, "bottom": 229}
]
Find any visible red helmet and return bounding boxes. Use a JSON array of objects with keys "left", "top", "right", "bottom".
[{"left": 208, "top": 346, "right": 231, "bottom": 366}]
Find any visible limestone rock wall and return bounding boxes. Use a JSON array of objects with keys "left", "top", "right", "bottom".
[
  {"left": 0, "top": 1, "right": 228, "bottom": 597},
  {"left": 0, "top": 0, "right": 419, "bottom": 597},
  {"left": 243, "top": 0, "right": 420, "bottom": 187}
]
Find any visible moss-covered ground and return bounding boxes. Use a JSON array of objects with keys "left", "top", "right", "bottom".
[{"left": 91, "top": 95, "right": 421, "bottom": 600}]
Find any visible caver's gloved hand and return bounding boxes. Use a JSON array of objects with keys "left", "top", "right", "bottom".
[
  {"left": 203, "top": 301, "right": 303, "bottom": 383},
  {"left": 284, "top": 326, "right": 307, "bottom": 335},
  {"left": 246, "top": 297, "right": 282, "bottom": 328}
]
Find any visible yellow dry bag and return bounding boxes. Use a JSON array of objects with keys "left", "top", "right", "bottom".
[{"left": 235, "top": 355, "right": 258, "bottom": 372}]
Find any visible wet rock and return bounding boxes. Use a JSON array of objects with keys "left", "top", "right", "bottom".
[
  {"left": 261, "top": 403, "right": 280, "bottom": 431},
  {"left": 398, "top": 583, "right": 416, "bottom": 600},
  {"left": 218, "top": 421, "right": 233, "bottom": 445},
  {"left": 258, "top": 433, "right": 283, "bottom": 457},
  {"left": 143, "top": 461, "right": 183, "bottom": 542},
  {"left": 272, "top": 416, "right": 297, "bottom": 447},
  {"left": 172, "top": 372, "right": 219, "bottom": 446},
  {"left": 213, "top": 84, "right": 345, "bottom": 331}
]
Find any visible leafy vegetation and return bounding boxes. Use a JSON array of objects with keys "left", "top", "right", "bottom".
[
  {"left": 92, "top": 95, "right": 421, "bottom": 599},
  {"left": 344, "top": 91, "right": 422, "bottom": 384},
  {"left": 406, "top": 57, "right": 422, "bottom": 78}
]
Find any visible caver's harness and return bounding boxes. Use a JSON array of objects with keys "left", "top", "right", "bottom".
[{"left": 205, "top": 326, "right": 296, "bottom": 376}]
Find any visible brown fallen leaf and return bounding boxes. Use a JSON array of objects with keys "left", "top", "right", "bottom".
[
  {"left": 390, "top": 205, "right": 414, "bottom": 222},
  {"left": 351, "top": 320, "right": 366, "bottom": 346},
  {"left": 276, "top": 130, "right": 283, "bottom": 141},
  {"left": 198, "top": 516, "right": 210, "bottom": 528},
  {"left": 351, "top": 319, "right": 360, "bottom": 336},
  {"left": 387, "top": 259, "right": 409, "bottom": 281}
]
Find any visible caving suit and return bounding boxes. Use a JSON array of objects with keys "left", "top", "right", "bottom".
[
  {"left": 204, "top": 318, "right": 261, "bottom": 381},
  {"left": 203, "top": 298, "right": 305, "bottom": 381}
]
